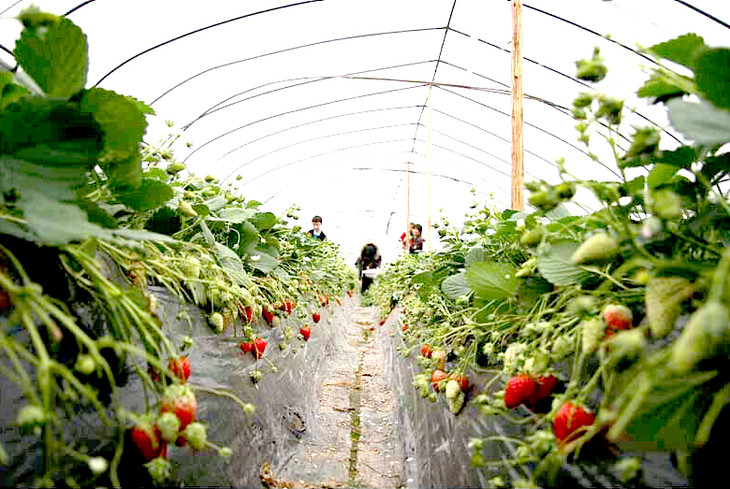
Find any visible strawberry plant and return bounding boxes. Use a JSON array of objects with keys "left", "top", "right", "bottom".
[{"left": 372, "top": 31, "right": 730, "bottom": 487}]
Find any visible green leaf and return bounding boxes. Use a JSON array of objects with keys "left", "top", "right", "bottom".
[
  {"left": 537, "top": 240, "right": 591, "bottom": 286},
  {"left": 249, "top": 251, "right": 278, "bottom": 273},
  {"left": 18, "top": 193, "right": 109, "bottom": 245},
  {"left": 212, "top": 207, "right": 255, "bottom": 224},
  {"left": 116, "top": 178, "right": 173, "bottom": 211},
  {"left": 465, "top": 246, "right": 487, "bottom": 267},
  {"left": 79, "top": 88, "right": 147, "bottom": 162},
  {"left": 251, "top": 211, "right": 277, "bottom": 230},
  {"left": 200, "top": 220, "right": 216, "bottom": 247},
  {"left": 105, "top": 155, "right": 142, "bottom": 190},
  {"left": 465, "top": 261, "right": 518, "bottom": 300},
  {"left": 656, "top": 146, "right": 696, "bottom": 168},
  {"left": 515, "top": 276, "right": 553, "bottom": 314},
  {"left": 667, "top": 99, "right": 730, "bottom": 147},
  {"left": 238, "top": 221, "right": 261, "bottom": 254},
  {"left": 636, "top": 73, "right": 687, "bottom": 101},
  {"left": 0, "top": 155, "right": 88, "bottom": 201},
  {"left": 204, "top": 195, "right": 227, "bottom": 212},
  {"left": 694, "top": 48, "right": 730, "bottom": 110},
  {"left": 112, "top": 228, "right": 173, "bottom": 243},
  {"left": 215, "top": 243, "right": 248, "bottom": 284},
  {"left": 648, "top": 33, "right": 707, "bottom": 69},
  {"left": 441, "top": 272, "right": 470, "bottom": 300},
  {"left": 545, "top": 203, "right": 570, "bottom": 221},
  {"left": 14, "top": 17, "right": 88, "bottom": 97},
  {"left": 143, "top": 168, "right": 168, "bottom": 180},
  {"left": 648, "top": 164, "right": 678, "bottom": 189}
]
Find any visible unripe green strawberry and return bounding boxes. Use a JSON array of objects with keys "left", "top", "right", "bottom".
[
  {"left": 235, "top": 174, "right": 242, "bottom": 181},
  {"left": 182, "top": 422, "right": 207, "bottom": 450},
  {"left": 209, "top": 312, "right": 224, "bottom": 333},
  {"left": 645, "top": 276, "right": 694, "bottom": 337},
  {"left": 445, "top": 379, "right": 461, "bottom": 400},
  {"left": 428, "top": 391, "right": 438, "bottom": 403},
  {"left": 605, "top": 329, "right": 646, "bottom": 365},
  {"left": 555, "top": 182, "right": 576, "bottom": 200},
  {"left": 652, "top": 188, "right": 683, "bottom": 220},
  {"left": 145, "top": 457, "right": 171, "bottom": 485},
  {"left": 528, "top": 190, "right": 558, "bottom": 212},
  {"left": 166, "top": 161, "right": 186, "bottom": 174},
  {"left": 551, "top": 336, "right": 573, "bottom": 359},
  {"left": 568, "top": 295, "right": 597, "bottom": 318},
  {"left": 669, "top": 301, "right": 729, "bottom": 374},
  {"left": 179, "top": 201, "right": 197, "bottom": 218},
  {"left": 573, "top": 92, "right": 594, "bottom": 108},
  {"left": 16, "top": 405, "right": 46, "bottom": 434},
  {"left": 74, "top": 354, "right": 96, "bottom": 375},
  {"left": 581, "top": 317, "right": 605, "bottom": 354},
  {"left": 572, "top": 233, "right": 619, "bottom": 265},
  {"left": 156, "top": 412, "right": 181, "bottom": 443},
  {"left": 575, "top": 47, "right": 607, "bottom": 82},
  {"left": 520, "top": 228, "right": 543, "bottom": 248},
  {"left": 181, "top": 256, "right": 200, "bottom": 279},
  {"left": 447, "top": 389, "right": 466, "bottom": 414}
]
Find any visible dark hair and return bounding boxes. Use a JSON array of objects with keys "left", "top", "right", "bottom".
[
  {"left": 414, "top": 224, "right": 422, "bottom": 233},
  {"left": 312, "top": 215, "right": 322, "bottom": 223}
]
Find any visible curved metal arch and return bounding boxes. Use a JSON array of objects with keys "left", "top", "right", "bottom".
[
  {"left": 672, "top": 0, "right": 730, "bottom": 29},
  {"left": 181, "top": 83, "right": 427, "bottom": 163},
  {"left": 149, "top": 26, "right": 445, "bottom": 105},
  {"left": 92, "top": 1, "right": 323, "bottom": 86},
  {"left": 181, "top": 59, "right": 439, "bottom": 131}
]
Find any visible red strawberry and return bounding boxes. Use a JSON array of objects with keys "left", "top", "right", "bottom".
[
  {"left": 504, "top": 374, "right": 537, "bottom": 409},
  {"left": 161, "top": 385, "right": 197, "bottom": 430},
  {"left": 168, "top": 356, "right": 191, "bottom": 384},
  {"left": 254, "top": 338, "right": 267, "bottom": 359},
  {"left": 421, "top": 344, "right": 432, "bottom": 358},
  {"left": 312, "top": 312, "right": 321, "bottom": 323},
  {"left": 603, "top": 304, "right": 633, "bottom": 332},
  {"left": 300, "top": 326, "right": 311, "bottom": 341},
  {"left": 241, "top": 306, "right": 254, "bottom": 323},
  {"left": 379, "top": 318, "right": 386, "bottom": 326},
  {"left": 240, "top": 341, "right": 254, "bottom": 354},
  {"left": 431, "top": 369, "right": 448, "bottom": 391},
  {"left": 553, "top": 401, "right": 595, "bottom": 443},
  {"left": 402, "top": 324, "right": 409, "bottom": 332},
  {"left": 262, "top": 307, "right": 274, "bottom": 324},
  {"left": 449, "top": 374, "right": 470, "bottom": 392},
  {"left": 130, "top": 419, "right": 165, "bottom": 461},
  {"left": 528, "top": 374, "right": 559, "bottom": 407},
  {"left": 0, "top": 289, "right": 10, "bottom": 314}
]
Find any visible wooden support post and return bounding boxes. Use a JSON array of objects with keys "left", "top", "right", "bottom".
[{"left": 511, "top": 0, "right": 524, "bottom": 211}]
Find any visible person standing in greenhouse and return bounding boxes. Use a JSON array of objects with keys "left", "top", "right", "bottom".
[
  {"left": 356, "top": 243, "right": 381, "bottom": 292},
  {"left": 405, "top": 224, "right": 424, "bottom": 253},
  {"left": 306, "top": 215, "right": 327, "bottom": 241}
]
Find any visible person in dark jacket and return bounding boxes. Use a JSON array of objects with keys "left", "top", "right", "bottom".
[
  {"left": 355, "top": 243, "right": 381, "bottom": 292},
  {"left": 306, "top": 215, "right": 327, "bottom": 240}
]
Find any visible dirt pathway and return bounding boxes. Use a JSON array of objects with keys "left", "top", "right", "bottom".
[{"left": 267, "top": 305, "right": 403, "bottom": 488}]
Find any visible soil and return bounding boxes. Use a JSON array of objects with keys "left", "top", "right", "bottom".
[{"left": 260, "top": 305, "right": 404, "bottom": 489}]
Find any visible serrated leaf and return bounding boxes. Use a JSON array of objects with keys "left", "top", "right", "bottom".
[
  {"left": 238, "top": 221, "right": 261, "bottom": 254},
  {"left": 249, "top": 251, "right": 278, "bottom": 273},
  {"left": 79, "top": 88, "right": 147, "bottom": 162},
  {"left": 116, "top": 178, "right": 172, "bottom": 211},
  {"left": 636, "top": 73, "right": 687, "bottom": 101},
  {"left": 18, "top": 193, "right": 109, "bottom": 245},
  {"left": 694, "top": 48, "right": 730, "bottom": 110},
  {"left": 648, "top": 33, "right": 707, "bottom": 69},
  {"left": 215, "top": 243, "right": 248, "bottom": 283},
  {"left": 441, "top": 272, "right": 470, "bottom": 300},
  {"left": 648, "top": 164, "right": 678, "bottom": 189},
  {"left": 465, "top": 261, "right": 517, "bottom": 300},
  {"left": 0, "top": 154, "right": 88, "bottom": 200},
  {"left": 213, "top": 207, "right": 255, "bottom": 224},
  {"left": 252, "top": 211, "right": 277, "bottom": 230},
  {"left": 656, "top": 146, "right": 695, "bottom": 168},
  {"left": 14, "top": 17, "right": 88, "bottom": 97},
  {"left": 465, "top": 246, "right": 487, "bottom": 267},
  {"left": 667, "top": 99, "right": 730, "bottom": 147},
  {"left": 537, "top": 240, "right": 591, "bottom": 286}
]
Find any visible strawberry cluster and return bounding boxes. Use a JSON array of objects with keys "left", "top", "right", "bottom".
[{"left": 504, "top": 373, "right": 559, "bottom": 411}]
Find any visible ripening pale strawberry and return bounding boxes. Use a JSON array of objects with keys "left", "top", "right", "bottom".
[
  {"left": 553, "top": 402, "right": 595, "bottom": 443},
  {"left": 669, "top": 300, "right": 729, "bottom": 374},
  {"left": 209, "top": 312, "right": 224, "bottom": 333},
  {"left": 504, "top": 374, "right": 537, "bottom": 409},
  {"left": 603, "top": 304, "right": 633, "bottom": 332},
  {"left": 581, "top": 317, "right": 605, "bottom": 354},
  {"left": 645, "top": 276, "right": 694, "bottom": 338},
  {"left": 182, "top": 422, "right": 207, "bottom": 450},
  {"left": 431, "top": 369, "right": 448, "bottom": 391},
  {"left": 168, "top": 356, "right": 191, "bottom": 384},
  {"left": 179, "top": 201, "right": 197, "bottom": 218},
  {"left": 449, "top": 373, "right": 470, "bottom": 392},
  {"left": 572, "top": 233, "right": 620, "bottom": 265},
  {"left": 421, "top": 344, "right": 433, "bottom": 358},
  {"left": 161, "top": 385, "right": 197, "bottom": 430}
]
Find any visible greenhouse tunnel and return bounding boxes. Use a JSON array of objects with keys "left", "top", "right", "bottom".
[{"left": 1, "top": 0, "right": 730, "bottom": 487}]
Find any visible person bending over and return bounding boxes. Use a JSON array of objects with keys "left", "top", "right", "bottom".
[{"left": 356, "top": 243, "right": 381, "bottom": 292}]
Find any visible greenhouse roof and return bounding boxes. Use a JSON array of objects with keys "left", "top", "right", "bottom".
[{"left": 1, "top": 0, "right": 728, "bottom": 262}]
